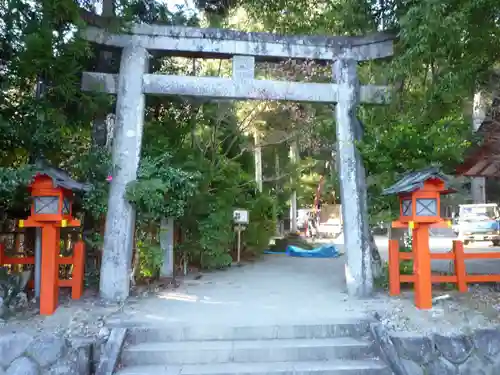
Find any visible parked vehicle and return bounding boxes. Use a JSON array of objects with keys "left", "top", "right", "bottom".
[{"left": 456, "top": 203, "right": 500, "bottom": 246}]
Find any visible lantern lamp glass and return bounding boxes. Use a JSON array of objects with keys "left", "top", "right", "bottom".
[
  {"left": 401, "top": 199, "right": 412, "bottom": 216},
  {"left": 62, "top": 197, "right": 71, "bottom": 214},
  {"left": 416, "top": 198, "right": 437, "bottom": 216},
  {"left": 34, "top": 196, "right": 60, "bottom": 214}
]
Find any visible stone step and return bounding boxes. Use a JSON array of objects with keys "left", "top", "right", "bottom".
[
  {"left": 115, "top": 360, "right": 392, "bottom": 375},
  {"left": 120, "top": 338, "right": 375, "bottom": 366},
  {"left": 125, "top": 320, "right": 373, "bottom": 344}
]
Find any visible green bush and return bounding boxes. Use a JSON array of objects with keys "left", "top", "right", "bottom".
[
  {"left": 375, "top": 243, "right": 414, "bottom": 290},
  {"left": 243, "top": 193, "right": 277, "bottom": 256}
]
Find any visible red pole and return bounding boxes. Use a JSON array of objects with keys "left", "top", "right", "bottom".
[
  {"left": 71, "top": 241, "right": 85, "bottom": 299},
  {"left": 389, "top": 239, "right": 401, "bottom": 296},
  {"left": 413, "top": 225, "right": 432, "bottom": 309},
  {"left": 40, "top": 224, "right": 59, "bottom": 315},
  {"left": 453, "top": 240, "right": 468, "bottom": 293}
]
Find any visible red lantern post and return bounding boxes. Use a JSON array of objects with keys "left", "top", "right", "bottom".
[
  {"left": 383, "top": 168, "right": 454, "bottom": 309},
  {"left": 19, "top": 174, "right": 85, "bottom": 315}
]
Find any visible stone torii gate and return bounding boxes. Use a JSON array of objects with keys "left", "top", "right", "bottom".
[{"left": 81, "top": 24, "right": 393, "bottom": 302}]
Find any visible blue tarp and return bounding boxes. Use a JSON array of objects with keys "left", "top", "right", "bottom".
[{"left": 264, "top": 244, "right": 340, "bottom": 258}]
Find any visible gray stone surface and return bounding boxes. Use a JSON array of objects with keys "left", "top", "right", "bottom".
[
  {"left": 121, "top": 337, "right": 374, "bottom": 366},
  {"left": 334, "top": 56, "right": 373, "bottom": 298},
  {"left": 99, "top": 44, "right": 148, "bottom": 302},
  {"left": 372, "top": 324, "right": 500, "bottom": 375},
  {"left": 458, "top": 355, "right": 489, "bottom": 375},
  {"left": 115, "top": 360, "right": 392, "bottom": 375},
  {"left": 83, "top": 24, "right": 394, "bottom": 61},
  {"left": 426, "top": 357, "right": 456, "bottom": 375},
  {"left": 74, "top": 342, "right": 92, "bottom": 375},
  {"left": 0, "top": 332, "right": 33, "bottom": 367},
  {"left": 390, "top": 333, "right": 436, "bottom": 365},
  {"left": 45, "top": 359, "right": 78, "bottom": 375},
  {"left": 473, "top": 328, "right": 500, "bottom": 361},
  {"left": 116, "top": 321, "right": 390, "bottom": 375},
  {"left": 82, "top": 72, "right": 391, "bottom": 104},
  {"left": 434, "top": 334, "right": 474, "bottom": 364},
  {"left": 26, "top": 334, "right": 67, "bottom": 368},
  {"left": 126, "top": 320, "right": 373, "bottom": 344},
  {"left": 6, "top": 357, "right": 40, "bottom": 375},
  {"left": 96, "top": 328, "right": 127, "bottom": 375},
  {"left": 0, "top": 332, "right": 100, "bottom": 375}
]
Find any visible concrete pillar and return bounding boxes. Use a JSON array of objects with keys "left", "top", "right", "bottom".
[
  {"left": 333, "top": 56, "right": 373, "bottom": 298},
  {"left": 471, "top": 91, "right": 487, "bottom": 203},
  {"left": 100, "top": 44, "right": 148, "bottom": 301},
  {"left": 160, "top": 217, "right": 175, "bottom": 277}
]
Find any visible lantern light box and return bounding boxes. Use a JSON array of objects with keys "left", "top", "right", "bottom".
[{"left": 384, "top": 167, "right": 455, "bottom": 226}]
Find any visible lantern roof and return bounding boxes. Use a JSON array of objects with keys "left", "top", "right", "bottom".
[
  {"left": 33, "top": 159, "right": 92, "bottom": 192},
  {"left": 382, "top": 167, "right": 455, "bottom": 195}
]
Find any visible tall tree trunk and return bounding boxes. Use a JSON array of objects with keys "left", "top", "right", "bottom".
[
  {"left": 91, "top": 0, "right": 116, "bottom": 150},
  {"left": 289, "top": 138, "right": 298, "bottom": 232},
  {"left": 254, "top": 131, "right": 263, "bottom": 192},
  {"left": 471, "top": 90, "right": 487, "bottom": 203}
]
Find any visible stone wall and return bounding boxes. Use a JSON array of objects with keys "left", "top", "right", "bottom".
[
  {"left": 0, "top": 332, "right": 104, "bottom": 375},
  {"left": 371, "top": 323, "right": 500, "bottom": 375}
]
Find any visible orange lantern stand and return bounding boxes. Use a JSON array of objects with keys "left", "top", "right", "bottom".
[
  {"left": 17, "top": 166, "right": 90, "bottom": 315},
  {"left": 383, "top": 168, "right": 454, "bottom": 309}
]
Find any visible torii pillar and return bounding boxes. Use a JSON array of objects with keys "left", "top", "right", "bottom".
[{"left": 334, "top": 56, "right": 373, "bottom": 298}]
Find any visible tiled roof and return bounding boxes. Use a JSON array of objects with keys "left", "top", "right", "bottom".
[
  {"left": 382, "top": 167, "right": 452, "bottom": 195},
  {"left": 35, "top": 159, "right": 91, "bottom": 192}
]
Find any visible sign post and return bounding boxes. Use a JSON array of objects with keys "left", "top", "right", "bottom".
[{"left": 233, "top": 209, "right": 249, "bottom": 265}]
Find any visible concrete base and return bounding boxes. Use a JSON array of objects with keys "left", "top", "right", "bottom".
[{"left": 116, "top": 320, "right": 391, "bottom": 375}]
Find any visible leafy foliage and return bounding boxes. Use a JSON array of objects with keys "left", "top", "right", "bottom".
[{"left": 126, "top": 152, "right": 200, "bottom": 223}]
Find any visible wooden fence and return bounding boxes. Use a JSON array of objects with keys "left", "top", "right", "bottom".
[{"left": 389, "top": 239, "right": 500, "bottom": 296}]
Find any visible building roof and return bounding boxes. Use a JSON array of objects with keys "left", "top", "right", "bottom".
[
  {"left": 382, "top": 167, "right": 454, "bottom": 195},
  {"left": 34, "top": 159, "right": 92, "bottom": 192},
  {"left": 457, "top": 95, "right": 500, "bottom": 177}
]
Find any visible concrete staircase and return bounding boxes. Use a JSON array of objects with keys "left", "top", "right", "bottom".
[{"left": 114, "top": 319, "right": 392, "bottom": 375}]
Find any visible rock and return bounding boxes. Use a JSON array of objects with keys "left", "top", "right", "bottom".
[
  {"left": 426, "top": 357, "right": 457, "bottom": 375},
  {"left": 434, "top": 334, "right": 474, "bottom": 365},
  {"left": 490, "top": 357, "right": 500, "bottom": 375},
  {"left": 473, "top": 329, "right": 500, "bottom": 361},
  {"left": 97, "top": 327, "right": 110, "bottom": 340},
  {"left": 45, "top": 360, "right": 78, "bottom": 375},
  {"left": 390, "top": 332, "right": 436, "bottom": 365},
  {"left": 71, "top": 344, "right": 92, "bottom": 375},
  {"left": 370, "top": 323, "right": 407, "bottom": 375},
  {"left": 26, "top": 334, "right": 67, "bottom": 368},
  {"left": 12, "top": 292, "right": 28, "bottom": 310},
  {"left": 0, "top": 333, "right": 34, "bottom": 367},
  {"left": 401, "top": 358, "right": 424, "bottom": 375},
  {"left": 458, "top": 355, "right": 490, "bottom": 375},
  {"left": 6, "top": 356, "right": 40, "bottom": 375}
]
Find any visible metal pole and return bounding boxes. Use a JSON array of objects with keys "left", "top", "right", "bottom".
[
  {"left": 34, "top": 228, "right": 42, "bottom": 298},
  {"left": 237, "top": 226, "right": 241, "bottom": 264}
]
